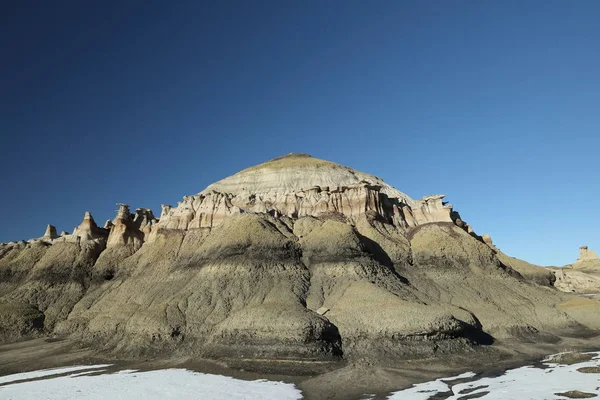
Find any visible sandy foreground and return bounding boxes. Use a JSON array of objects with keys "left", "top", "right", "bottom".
[{"left": 1, "top": 337, "right": 600, "bottom": 400}]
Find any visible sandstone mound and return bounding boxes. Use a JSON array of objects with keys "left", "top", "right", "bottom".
[{"left": 1, "top": 153, "right": 599, "bottom": 363}]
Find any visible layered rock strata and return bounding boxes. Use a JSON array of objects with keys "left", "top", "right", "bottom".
[
  {"left": 157, "top": 154, "right": 471, "bottom": 234},
  {"left": 0, "top": 153, "right": 599, "bottom": 363}
]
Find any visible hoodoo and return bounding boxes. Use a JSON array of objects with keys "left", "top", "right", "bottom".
[
  {"left": 576, "top": 245, "right": 600, "bottom": 264},
  {"left": 42, "top": 224, "right": 58, "bottom": 240},
  {"left": 0, "top": 153, "right": 599, "bottom": 363}
]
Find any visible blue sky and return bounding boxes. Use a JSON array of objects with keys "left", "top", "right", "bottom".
[{"left": 1, "top": 1, "right": 598, "bottom": 266}]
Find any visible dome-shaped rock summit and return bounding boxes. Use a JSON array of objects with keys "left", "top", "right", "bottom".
[{"left": 158, "top": 153, "right": 459, "bottom": 232}]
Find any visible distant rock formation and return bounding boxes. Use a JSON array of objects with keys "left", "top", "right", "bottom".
[
  {"left": 578, "top": 245, "right": 598, "bottom": 259},
  {"left": 570, "top": 246, "right": 599, "bottom": 268},
  {"left": 552, "top": 246, "right": 600, "bottom": 293}
]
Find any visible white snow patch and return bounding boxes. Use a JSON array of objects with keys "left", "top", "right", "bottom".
[
  {"left": 389, "top": 351, "right": 600, "bottom": 400},
  {"left": 439, "top": 372, "right": 477, "bottom": 381},
  {"left": 0, "top": 365, "right": 112, "bottom": 385},
  {"left": 386, "top": 371, "right": 477, "bottom": 400},
  {"left": 388, "top": 378, "right": 451, "bottom": 400},
  {"left": 0, "top": 367, "right": 302, "bottom": 400}
]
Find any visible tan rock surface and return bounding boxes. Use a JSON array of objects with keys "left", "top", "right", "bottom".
[
  {"left": 42, "top": 224, "right": 58, "bottom": 240},
  {"left": 553, "top": 268, "right": 600, "bottom": 294},
  {"left": 158, "top": 153, "right": 464, "bottom": 231},
  {"left": 577, "top": 246, "right": 599, "bottom": 263},
  {"left": 551, "top": 246, "right": 600, "bottom": 294},
  {"left": 1, "top": 153, "right": 599, "bottom": 364}
]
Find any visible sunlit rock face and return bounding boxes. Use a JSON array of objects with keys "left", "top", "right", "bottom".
[
  {"left": 575, "top": 245, "right": 600, "bottom": 266},
  {"left": 71, "top": 212, "right": 108, "bottom": 242},
  {"left": 158, "top": 153, "right": 463, "bottom": 231},
  {"left": 552, "top": 246, "right": 600, "bottom": 294},
  {"left": 106, "top": 204, "right": 156, "bottom": 249}
]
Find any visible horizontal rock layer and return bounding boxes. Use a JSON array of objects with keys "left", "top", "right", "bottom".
[{"left": 157, "top": 154, "right": 465, "bottom": 233}]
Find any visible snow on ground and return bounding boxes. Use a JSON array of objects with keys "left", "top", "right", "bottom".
[
  {"left": 0, "top": 365, "right": 111, "bottom": 385},
  {"left": 389, "top": 351, "right": 600, "bottom": 399},
  {"left": 1, "top": 352, "right": 599, "bottom": 399},
  {"left": 0, "top": 368, "right": 302, "bottom": 400}
]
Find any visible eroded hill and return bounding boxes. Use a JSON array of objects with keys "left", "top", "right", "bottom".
[{"left": 1, "top": 153, "right": 599, "bottom": 363}]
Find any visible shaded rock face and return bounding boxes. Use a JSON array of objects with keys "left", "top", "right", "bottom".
[
  {"left": 0, "top": 153, "right": 599, "bottom": 363},
  {"left": 0, "top": 212, "right": 107, "bottom": 338}
]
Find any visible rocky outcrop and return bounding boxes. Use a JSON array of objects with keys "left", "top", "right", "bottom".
[
  {"left": 157, "top": 153, "right": 472, "bottom": 234},
  {"left": 572, "top": 246, "right": 600, "bottom": 272},
  {"left": 0, "top": 212, "right": 108, "bottom": 337},
  {"left": 577, "top": 246, "right": 599, "bottom": 263},
  {"left": 553, "top": 269, "right": 600, "bottom": 293},
  {"left": 70, "top": 211, "right": 107, "bottom": 242},
  {"left": 552, "top": 246, "right": 600, "bottom": 294},
  {"left": 1, "top": 153, "right": 599, "bottom": 364},
  {"left": 42, "top": 225, "right": 58, "bottom": 240},
  {"left": 93, "top": 204, "right": 157, "bottom": 281},
  {"left": 106, "top": 204, "right": 146, "bottom": 249}
]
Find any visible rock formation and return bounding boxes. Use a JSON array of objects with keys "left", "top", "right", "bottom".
[
  {"left": 552, "top": 246, "right": 600, "bottom": 293},
  {"left": 0, "top": 153, "right": 599, "bottom": 363},
  {"left": 71, "top": 211, "right": 108, "bottom": 242},
  {"left": 577, "top": 246, "right": 599, "bottom": 262},
  {"left": 42, "top": 225, "right": 58, "bottom": 240},
  {"left": 0, "top": 211, "right": 108, "bottom": 342},
  {"left": 157, "top": 153, "right": 472, "bottom": 233}
]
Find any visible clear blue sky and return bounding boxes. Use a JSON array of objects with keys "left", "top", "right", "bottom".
[{"left": 1, "top": 1, "right": 598, "bottom": 266}]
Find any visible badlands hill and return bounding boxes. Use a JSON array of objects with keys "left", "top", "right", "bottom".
[{"left": 1, "top": 153, "right": 599, "bottom": 364}]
